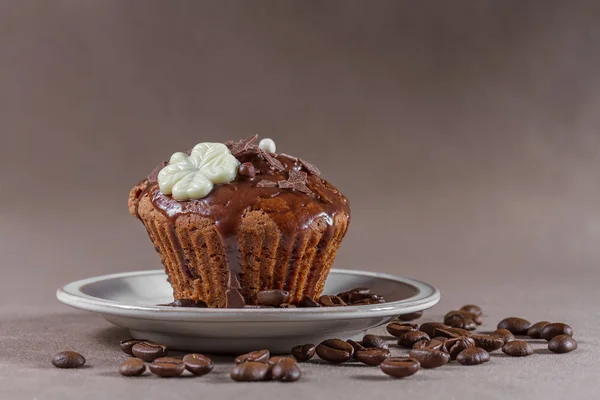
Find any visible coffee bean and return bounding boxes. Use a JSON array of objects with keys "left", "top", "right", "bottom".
[
  {"left": 182, "top": 353, "right": 213, "bottom": 376},
  {"left": 149, "top": 357, "right": 185, "bottom": 377},
  {"left": 362, "top": 334, "right": 389, "bottom": 349},
  {"left": 419, "top": 322, "right": 450, "bottom": 337},
  {"left": 445, "top": 337, "right": 476, "bottom": 360},
  {"left": 396, "top": 311, "right": 423, "bottom": 321},
  {"left": 386, "top": 322, "right": 418, "bottom": 338},
  {"left": 548, "top": 335, "right": 577, "bottom": 354},
  {"left": 168, "top": 299, "right": 208, "bottom": 307},
  {"left": 337, "top": 287, "right": 370, "bottom": 302},
  {"left": 354, "top": 348, "right": 391, "bottom": 366},
  {"left": 460, "top": 304, "right": 483, "bottom": 316},
  {"left": 497, "top": 317, "right": 532, "bottom": 335},
  {"left": 456, "top": 347, "right": 490, "bottom": 365},
  {"left": 338, "top": 291, "right": 385, "bottom": 305},
  {"left": 119, "top": 358, "right": 146, "bottom": 377},
  {"left": 444, "top": 310, "right": 478, "bottom": 330},
  {"left": 502, "top": 340, "right": 533, "bottom": 357},
  {"left": 352, "top": 298, "right": 385, "bottom": 306},
  {"left": 380, "top": 357, "right": 420, "bottom": 378},
  {"left": 291, "top": 344, "right": 315, "bottom": 362},
  {"left": 238, "top": 162, "right": 256, "bottom": 178},
  {"left": 409, "top": 349, "right": 450, "bottom": 368},
  {"left": 119, "top": 339, "right": 147, "bottom": 356},
  {"left": 491, "top": 328, "right": 515, "bottom": 344},
  {"left": 230, "top": 361, "right": 269, "bottom": 382},
  {"left": 279, "top": 303, "right": 296, "bottom": 308},
  {"left": 426, "top": 338, "right": 447, "bottom": 351},
  {"left": 270, "top": 357, "right": 301, "bottom": 382},
  {"left": 346, "top": 340, "right": 366, "bottom": 357},
  {"left": 298, "top": 296, "right": 321, "bottom": 307},
  {"left": 398, "top": 331, "right": 430, "bottom": 348},
  {"left": 318, "top": 295, "right": 347, "bottom": 307},
  {"left": 470, "top": 334, "right": 505, "bottom": 352},
  {"left": 527, "top": 321, "right": 550, "bottom": 339},
  {"left": 131, "top": 342, "right": 167, "bottom": 362},
  {"left": 316, "top": 339, "right": 354, "bottom": 363},
  {"left": 540, "top": 323, "right": 574, "bottom": 341},
  {"left": 257, "top": 289, "right": 290, "bottom": 307},
  {"left": 235, "top": 349, "right": 270, "bottom": 364},
  {"left": 412, "top": 340, "right": 430, "bottom": 350},
  {"left": 433, "top": 327, "right": 473, "bottom": 339},
  {"left": 51, "top": 351, "right": 86, "bottom": 369}
]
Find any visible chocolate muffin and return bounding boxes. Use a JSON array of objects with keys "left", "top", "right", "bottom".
[{"left": 128, "top": 135, "right": 350, "bottom": 308}]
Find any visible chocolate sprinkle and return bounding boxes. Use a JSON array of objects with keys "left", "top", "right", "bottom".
[
  {"left": 299, "top": 158, "right": 321, "bottom": 176},
  {"left": 256, "top": 180, "right": 278, "bottom": 188},
  {"left": 259, "top": 148, "right": 285, "bottom": 171},
  {"left": 229, "top": 134, "right": 259, "bottom": 156}
]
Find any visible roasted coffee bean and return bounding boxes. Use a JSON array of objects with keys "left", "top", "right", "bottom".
[
  {"left": 238, "top": 162, "right": 256, "bottom": 178},
  {"left": 412, "top": 340, "right": 430, "bottom": 350},
  {"left": 267, "top": 356, "right": 294, "bottom": 368},
  {"left": 51, "top": 351, "right": 86, "bottom": 369},
  {"left": 527, "top": 321, "right": 550, "bottom": 339},
  {"left": 298, "top": 296, "right": 321, "bottom": 307},
  {"left": 270, "top": 357, "right": 301, "bottom": 382},
  {"left": 497, "top": 317, "right": 532, "bottom": 335},
  {"left": 492, "top": 328, "right": 515, "bottom": 344},
  {"left": 230, "top": 361, "right": 269, "bottom": 382},
  {"left": 446, "top": 337, "right": 476, "bottom": 360},
  {"left": 548, "top": 335, "right": 577, "bottom": 354},
  {"left": 169, "top": 299, "right": 208, "bottom": 308},
  {"left": 419, "top": 322, "right": 450, "bottom": 337},
  {"left": 540, "top": 323, "right": 574, "bottom": 341},
  {"left": 354, "top": 348, "right": 391, "bottom": 366},
  {"left": 235, "top": 349, "right": 270, "bottom": 364},
  {"left": 409, "top": 349, "right": 450, "bottom": 369},
  {"left": 426, "top": 338, "right": 446, "bottom": 351},
  {"left": 118, "top": 358, "right": 146, "bottom": 376},
  {"left": 347, "top": 340, "right": 366, "bottom": 357},
  {"left": 149, "top": 357, "right": 185, "bottom": 378},
  {"left": 120, "top": 339, "right": 147, "bottom": 356},
  {"left": 131, "top": 342, "right": 168, "bottom": 362},
  {"left": 257, "top": 289, "right": 290, "bottom": 307},
  {"left": 502, "top": 340, "right": 533, "bottom": 357},
  {"left": 291, "top": 344, "right": 315, "bottom": 362},
  {"left": 444, "top": 311, "right": 478, "bottom": 330},
  {"left": 396, "top": 311, "right": 423, "bottom": 321},
  {"left": 318, "top": 295, "right": 347, "bottom": 307},
  {"left": 352, "top": 298, "right": 385, "bottom": 306},
  {"left": 386, "top": 322, "right": 418, "bottom": 338},
  {"left": 460, "top": 304, "right": 483, "bottom": 316},
  {"left": 182, "top": 353, "right": 213, "bottom": 376},
  {"left": 470, "top": 334, "right": 505, "bottom": 352},
  {"left": 456, "top": 347, "right": 490, "bottom": 365},
  {"left": 279, "top": 303, "right": 296, "bottom": 308},
  {"left": 433, "top": 328, "right": 463, "bottom": 339},
  {"left": 316, "top": 339, "right": 354, "bottom": 363},
  {"left": 362, "top": 334, "right": 389, "bottom": 349},
  {"left": 398, "top": 331, "right": 430, "bottom": 348},
  {"left": 380, "top": 357, "right": 420, "bottom": 378}
]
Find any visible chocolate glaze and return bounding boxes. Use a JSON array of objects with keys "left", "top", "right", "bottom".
[{"left": 136, "top": 149, "right": 350, "bottom": 293}]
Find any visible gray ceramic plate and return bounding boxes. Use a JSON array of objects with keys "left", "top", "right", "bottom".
[{"left": 57, "top": 268, "right": 440, "bottom": 353}]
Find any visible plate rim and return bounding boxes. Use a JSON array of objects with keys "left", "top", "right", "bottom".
[{"left": 56, "top": 268, "right": 440, "bottom": 322}]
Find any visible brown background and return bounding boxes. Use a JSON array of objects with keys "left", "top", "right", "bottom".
[{"left": 1, "top": 1, "right": 599, "bottom": 399}]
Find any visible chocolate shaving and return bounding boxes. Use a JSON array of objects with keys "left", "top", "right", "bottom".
[
  {"left": 299, "top": 158, "right": 321, "bottom": 176},
  {"left": 256, "top": 180, "right": 277, "bottom": 188},
  {"left": 259, "top": 148, "right": 285, "bottom": 171},
  {"left": 225, "top": 289, "right": 246, "bottom": 308},
  {"left": 227, "top": 271, "right": 242, "bottom": 290},
  {"left": 229, "top": 134, "right": 259, "bottom": 156},
  {"left": 277, "top": 170, "right": 313, "bottom": 195},
  {"left": 280, "top": 153, "right": 298, "bottom": 162},
  {"left": 147, "top": 160, "right": 168, "bottom": 183}
]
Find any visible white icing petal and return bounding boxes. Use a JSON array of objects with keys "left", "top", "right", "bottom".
[
  {"left": 171, "top": 170, "right": 214, "bottom": 201},
  {"left": 258, "top": 138, "right": 276, "bottom": 153}
]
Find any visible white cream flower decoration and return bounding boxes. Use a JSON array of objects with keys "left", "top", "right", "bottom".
[{"left": 157, "top": 142, "right": 240, "bottom": 200}]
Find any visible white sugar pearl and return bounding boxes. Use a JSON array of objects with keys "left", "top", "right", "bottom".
[{"left": 258, "top": 138, "right": 276, "bottom": 153}]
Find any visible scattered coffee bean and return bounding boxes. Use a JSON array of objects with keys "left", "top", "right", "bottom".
[
  {"left": 433, "top": 328, "right": 463, "bottom": 339},
  {"left": 419, "top": 322, "right": 450, "bottom": 337},
  {"left": 119, "top": 339, "right": 147, "bottom": 356},
  {"left": 502, "top": 340, "right": 533, "bottom": 357},
  {"left": 347, "top": 340, "right": 366, "bottom": 357},
  {"left": 491, "top": 328, "right": 515, "bottom": 344},
  {"left": 470, "top": 334, "right": 505, "bottom": 352},
  {"left": 412, "top": 340, "right": 430, "bottom": 350},
  {"left": 51, "top": 351, "right": 86, "bottom": 369},
  {"left": 182, "top": 353, "right": 213, "bottom": 376},
  {"left": 235, "top": 349, "right": 270, "bottom": 364},
  {"left": 380, "top": 357, "right": 420, "bottom": 378},
  {"left": 351, "top": 298, "right": 385, "bottom": 306},
  {"left": 497, "top": 317, "right": 532, "bottom": 335},
  {"left": 279, "top": 303, "right": 296, "bottom": 308},
  {"left": 362, "top": 334, "right": 389, "bottom": 349},
  {"left": 230, "top": 361, "right": 269, "bottom": 382},
  {"left": 398, "top": 331, "right": 430, "bottom": 348},
  {"left": 119, "top": 358, "right": 146, "bottom": 377},
  {"left": 131, "top": 342, "right": 167, "bottom": 362},
  {"left": 445, "top": 337, "right": 476, "bottom": 360},
  {"left": 548, "top": 335, "right": 577, "bottom": 354},
  {"left": 270, "top": 357, "right": 301, "bottom": 382},
  {"left": 540, "top": 323, "right": 574, "bottom": 341},
  {"left": 409, "top": 349, "right": 450, "bottom": 368},
  {"left": 456, "top": 347, "right": 490, "bottom": 365},
  {"left": 386, "top": 322, "right": 418, "bottom": 338},
  {"left": 149, "top": 357, "right": 185, "bottom": 378},
  {"left": 527, "top": 321, "right": 551, "bottom": 339},
  {"left": 318, "top": 295, "right": 347, "bottom": 307},
  {"left": 291, "top": 344, "right": 315, "bottom": 362},
  {"left": 316, "top": 339, "right": 354, "bottom": 363},
  {"left": 396, "top": 311, "right": 423, "bottom": 321},
  {"left": 426, "top": 338, "right": 446, "bottom": 351},
  {"left": 169, "top": 299, "right": 208, "bottom": 307},
  {"left": 257, "top": 289, "right": 290, "bottom": 307},
  {"left": 298, "top": 296, "right": 321, "bottom": 307},
  {"left": 460, "top": 304, "right": 483, "bottom": 316},
  {"left": 238, "top": 162, "right": 256, "bottom": 178},
  {"left": 444, "top": 310, "right": 478, "bottom": 330},
  {"left": 354, "top": 348, "right": 391, "bottom": 366}
]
